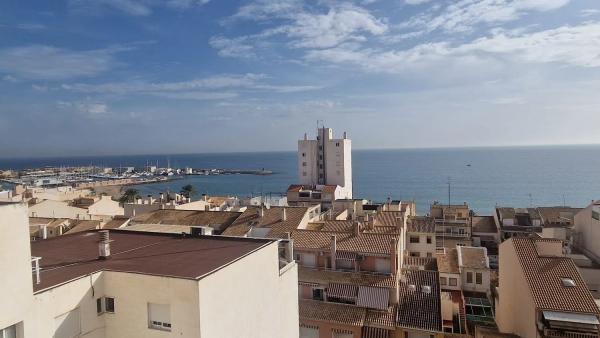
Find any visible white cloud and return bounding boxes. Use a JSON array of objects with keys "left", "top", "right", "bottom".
[
  {"left": 61, "top": 73, "right": 321, "bottom": 99},
  {"left": 403, "top": 0, "right": 570, "bottom": 33},
  {"left": 57, "top": 100, "right": 110, "bottom": 118},
  {"left": 581, "top": 9, "right": 600, "bottom": 18},
  {"left": 0, "top": 45, "right": 128, "bottom": 80},
  {"left": 16, "top": 23, "right": 47, "bottom": 30},
  {"left": 2, "top": 75, "right": 18, "bottom": 82},
  {"left": 274, "top": 5, "right": 387, "bottom": 49},
  {"left": 405, "top": 0, "right": 432, "bottom": 5},
  {"left": 306, "top": 22, "right": 600, "bottom": 73},
  {"left": 209, "top": 36, "right": 255, "bottom": 58},
  {"left": 69, "top": 0, "right": 210, "bottom": 16}
]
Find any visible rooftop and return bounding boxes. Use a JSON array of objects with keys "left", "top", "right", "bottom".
[
  {"left": 373, "top": 211, "right": 404, "bottom": 228},
  {"left": 510, "top": 237, "right": 600, "bottom": 314},
  {"left": 436, "top": 248, "right": 459, "bottom": 274},
  {"left": 131, "top": 209, "right": 241, "bottom": 233},
  {"left": 457, "top": 246, "right": 489, "bottom": 269},
  {"left": 471, "top": 216, "right": 497, "bottom": 234},
  {"left": 30, "top": 230, "right": 272, "bottom": 293},
  {"left": 299, "top": 299, "right": 365, "bottom": 326},
  {"left": 222, "top": 206, "right": 309, "bottom": 238},
  {"left": 298, "top": 266, "right": 397, "bottom": 288},
  {"left": 65, "top": 220, "right": 101, "bottom": 234},
  {"left": 397, "top": 269, "right": 442, "bottom": 332},
  {"left": 292, "top": 230, "right": 397, "bottom": 256},
  {"left": 407, "top": 216, "right": 435, "bottom": 233}
]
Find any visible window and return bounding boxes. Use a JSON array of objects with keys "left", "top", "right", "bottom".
[
  {"left": 335, "top": 142, "right": 340, "bottom": 147},
  {"left": 409, "top": 252, "right": 420, "bottom": 257},
  {"left": 449, "top": 278, "right": 457, "bottom": 286},
  {"left": 375, "top": 258, "right": 391, "bottom": 273},
  {"left": 427, "top": 252, "right": 433, "bottom": 258},
  {"left": 148, "top": 303, "right": 171, "bottom": 332},
  {"left": 105, "top": 297, "right": 115, "bottom": 313},
  {"left": 302, "top": 152, "right": 306, "bottom": 157},
  {"left": 312, "top": 288, "right": 324, "bottom": 301},
  {"left": 0, "top": 325, "right": 16, "bottom": 338},
  {"left": 295, "top": 253, "right": 301, "bottom": 261},
  {"left": 96, "top": 297, "right": 115, "bottom": 314},
  {"left": 476, "top": 272, "right": 482, "bottom": 285},
  {"left": 426, "top": 236, "right": 432, "bottom": 244},
  {"left": 409, "top": 236, "right": 420, "bottom": 243},
  {"left": 440, "top": 277, "right": 447, "bottom": 285},
  {"left": 467, "top": 272, "right": 473, "bottom": 284},
  {"left": 302, "top": 162, "right": 307, "bottom": 167},
  {"left": 55, "top": 308, "right": 81, "bottom": 338},
  {"left": 332, "top": 328, "right": 353, "bottom": 338}
]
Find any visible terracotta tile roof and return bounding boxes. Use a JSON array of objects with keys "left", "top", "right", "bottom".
[
  {"left": 436, "top": 248, "right": 459, "bottom": 274},
  {"left": 374, "top": 211, "right": 404, "bottom": 227},
  {"left": 298, "top": 266, "right": 397, "bottom": 288},
  {"left": 457, "top": 246, "right": 489, "bottom": 269},
  {"left": 103, "top": 217, "right": 130, "bottom": 229},
  {"left": 321, "top": 220, "right": 354, "bottom": 232},
  {"left": 368, "top": 226, "right": 402, "bottom": 234},
  {"left": 132, "top": 209, "right": 241, "bottom": 233},
  {"left": 397, "top": 269, "right": 442, "bottom": 332},
  {"left": 29, "top": 217, "right": 55, "bottom": 225},
  {"left": 299, "top": 299, "right": 366, "bottom": 326},
  {"left": 471, "top": 216, "right": 497, "bottom": 234},
  {"left": 65, "top": 220, "right": 101, "bottom": 234},
  {"left": 123, "top": 223, "right": 196, "bottom": 234},
  {"left": 30, "top": 230, "right": 272, "bottom": 293},
  {"left": 511, "top": 237, "right": 600, "bottom": 314},
  {"left": 222, "top": 206, "right": 309, "bottom": 237},
  {"left": 407, "top": 216, "right": 435, "bottom": 233},
  {"left": 365, "top": 307, "right": 396, "bottom": 329},
  {"left": 292, "top": 230, "right": 397, "bottom": 256},
  {"left": 403, "top": 256, "right": 438, "bottom": 271}
]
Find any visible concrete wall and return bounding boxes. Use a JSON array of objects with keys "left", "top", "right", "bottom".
[
  {"left": 198, "top": 242, "right": 299, "bottom": 338},
  {"left": 574, "top": 204, "right": 600, "bottom": 262},
  {"left": 0, "top": 203, "right": 33, "bottom": 332},
  {"left": 496, "top": 240, "right": 538, "bottom": 338},
  {"left": 406, "top": 233, "right": 435, "bottom": 257},
  {"left": 461, "top": 268, "right": 490, "bottom": 293}
]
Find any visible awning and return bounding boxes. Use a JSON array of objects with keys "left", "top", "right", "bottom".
[
  {"left": 327, "top": 283, "right": 358, "bottom": 300},
  {"left": 543, "top": 311, "right": 600, "bottom": 325},
  {"left": 362, "top": 327, "right": 390, "bottom": 338},
  {"left": 336, "top": 251, "right": 358, "bottom": 261},
  {"left": 356, "top": 286, "right": 390, "bottom": 310}
]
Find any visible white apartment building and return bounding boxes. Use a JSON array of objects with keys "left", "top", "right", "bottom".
[
  {"left": 298, "top": 127, "right": 352, "bottom": 199},
  {"left": 0, "top": 202, "right": 299, "bottom": 338}
]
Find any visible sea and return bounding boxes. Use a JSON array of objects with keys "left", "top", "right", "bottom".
[{"left": 2, "top": 145, "right": 600, "bottom": 215}]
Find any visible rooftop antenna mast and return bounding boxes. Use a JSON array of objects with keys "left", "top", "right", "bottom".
[
  {"left": 528, "top": 193, "right": 533, "bottom": 207},
  {"left": 447, "top": 177, "right": 452, "bottom": 207}
]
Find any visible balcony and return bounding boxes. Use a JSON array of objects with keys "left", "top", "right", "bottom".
[
  {"left": 544, "top": 328, "right": 599, "bottom": 338},
  {"left": 436, "top": 229, "right": 470, "bottom": 238}
]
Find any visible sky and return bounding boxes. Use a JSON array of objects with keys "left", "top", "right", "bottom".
[{"left": 1, "top": 0, "right": 600, "bottom": 157}]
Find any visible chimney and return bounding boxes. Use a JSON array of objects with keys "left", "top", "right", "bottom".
[
  {"left": 39, "top": 224, "right": 48, "bottom": 240},
  {"left": 390, "top": 238, "right": 397, "bottom": 275},
  {"left": 98, "top": 230, "right": 112, "bottom": 260},
  {"left": 330, "top": 235, "right": 337, "bottom": 270},
  {"left": 282, "top": 208, "right": 287, "bottom": 221},
  {"left": 353, "top": 220, "right": 360, "bottom": 236}
]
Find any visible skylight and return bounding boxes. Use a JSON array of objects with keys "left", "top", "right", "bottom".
[{"left": 561, "top": 278, "right": 576, "bottom": 287}]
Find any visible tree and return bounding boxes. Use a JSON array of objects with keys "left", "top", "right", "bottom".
[
  {"left": 119, "top": 188, "right": 139, "bottom": 204},
  {"left": 180, "top": 184, "right": 196, "bottom": 199}
]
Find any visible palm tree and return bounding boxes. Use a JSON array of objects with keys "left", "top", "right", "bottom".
[
  {"left": 119, "top": 188, "right": 140, "bottom": 204},
  {"left": 180, "top": 184, "right": 196, "bottom": 199}
]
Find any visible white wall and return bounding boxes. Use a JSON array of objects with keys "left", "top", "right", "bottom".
[
  {"left": 89, "top": 196, "right": 124, "bottom": 218},
  {"left": 198, "top": 242, "right": 299, "bottom": 338},
  {"left": 0, "top": 203, "right": 33, "bottom": 332},
  {"left": 574, "top": 204, "right": 600, "bottom": 262}
]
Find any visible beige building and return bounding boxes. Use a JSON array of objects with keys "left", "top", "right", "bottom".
[
  {"left": 1, "top": 200, "right": 299, "bottom": 338},
  {"left": 496, "top": 237, "right": 600, "bottom": 338},
  {"left": 87, "top": 195, "right": 124, "bottom": 220},
  {"left": 406, "top": 216, "right": 436, "bottom": 258},
  {"left": 28, "top": 199, "right": 90, "bottom": 220},
  {"left": 574, "top": 201, "right": 600, "bottom": 263},
  {"left": 431, "top": 202, "right": 472, "bottom": 248}
]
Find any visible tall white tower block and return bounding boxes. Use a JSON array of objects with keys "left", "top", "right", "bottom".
[{"left": 297, "top": 127, "right": 352, "bottom": 199}]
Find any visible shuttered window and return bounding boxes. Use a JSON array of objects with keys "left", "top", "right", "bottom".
[{"left": 148, "top": 303, "right": 171, "bottom": 331}]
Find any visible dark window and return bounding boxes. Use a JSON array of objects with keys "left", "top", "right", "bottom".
[
  {"left": 409, "top": 236, "right": 419, "bottom": 243},
  {"left": 336, "top": 142, "right": 340, "bottom": 147},
  {"left": 312, "top": 288, "right": 324, "bottom": 301},
  {"left": 302, "top": 153, "right": 306, "bottom": 157},
  {"left": 449, "top": 278, "right": 457, "bottom": 286},
  {"left": 440, "top": 277, "right": 447, "bottom": 285},
  {"left": 426, "top": 236, "right": 432, "bottom": 244},
  {"left": 467, "top": 272, "right": 473, "bottom": 284},
  {"left": 105, "top": 297, "right": 115, "bottom": 313},
  {"left": 476, "top": 272, "right": 482, "bottom": 285},
  {"left": 96, "top": 298, "right": 102, "bottom": 314}
]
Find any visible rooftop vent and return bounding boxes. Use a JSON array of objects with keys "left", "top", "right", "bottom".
[
  {"left": 98, "top": 230, "right": 112, "bottom": 260},
  {"left": 408, "top": 284, "right": 416, "bottom": 292},
  {"left": 422, "top": 285, "right": 431, "bottom": 294},
  {"left": 561, "top": 277, "right": 576, "bottom": 287}
]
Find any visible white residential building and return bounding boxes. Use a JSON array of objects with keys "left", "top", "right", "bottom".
[
  {"left": 298, "top": 127, "right": 352, "bottom": 199},
  {"left": 1, "top": 202, "right": 299, "bottom": 338}
]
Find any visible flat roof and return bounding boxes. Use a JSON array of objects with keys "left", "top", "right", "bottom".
[{"left": 31, "top": 230, "right": 273, "bottom": 293}]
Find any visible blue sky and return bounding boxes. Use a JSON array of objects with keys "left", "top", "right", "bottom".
[{"left": 1, "top": 0, "right": 600, "bottom": 157}]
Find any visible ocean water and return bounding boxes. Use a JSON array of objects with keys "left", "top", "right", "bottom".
[{"left": 2, "top": 146, "right": 600, "bottom": 214}]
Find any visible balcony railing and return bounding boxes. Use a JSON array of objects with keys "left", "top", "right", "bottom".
[
  {"left": 544, "top": 329, "right": 599, "bottom": 338},
  {"left": 435, "top": 230, "right": 470, "bottom": 238}
]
